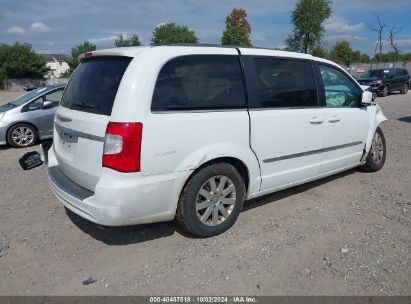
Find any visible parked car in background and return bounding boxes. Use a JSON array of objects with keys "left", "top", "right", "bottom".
[
  {"left": 356, "top": 68, "right": 410, "bottom": 97},
  {"left": 23, "top": 83, "right": 38, "bottom": 92},
  {"left": 42, "top": 46, "right": 387, "bottom": 237},
  {"left": 0, "top": 85, "right": 64, "bottom": 148}
]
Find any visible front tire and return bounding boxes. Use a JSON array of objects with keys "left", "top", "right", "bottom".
[
  {"left": 360, "top": 127, "right": 386, "bottom": 172},
  {"left": 176, "top": 163, "right": 246, "bottom": 238},
  {"left": 379, "top": 85, "right": 389, "bottom": 97},
  {"left": 7, "top": 123, "right": 37, "bottom": 148}
]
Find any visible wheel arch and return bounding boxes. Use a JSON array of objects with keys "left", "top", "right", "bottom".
[
  {"left": 6, "top": 121, "right": 39, "bottom": 144},
  {"left": 175, "top": 156, "right": 252, "bottom": 212},
  {"left": 173, "top": 156, "right": 251, "bottom": 221},
  {"left": 190, "top": 157, "right": 250, "bottom": 192},
  {"left": 364, "top": 104, "right": 387, "bottom": 155}
]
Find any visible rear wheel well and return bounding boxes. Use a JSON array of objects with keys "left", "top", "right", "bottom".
[{"left": 183, "top": 157, "right": 250, "bottom": 194}]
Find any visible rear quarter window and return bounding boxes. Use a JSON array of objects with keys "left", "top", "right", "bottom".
[
  {"left": 151, "top": 55, "right": 246, "bottom": 112},
  {"left": 61, "top": 57, "right": 132, "bottom": 116}
]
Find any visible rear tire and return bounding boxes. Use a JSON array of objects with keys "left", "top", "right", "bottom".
[
  {"left": 176, "top": 163, "right": 246, "bottom": 238},
  {"left": 360, "top": 127, "right": 386, "bottom": 172},
  {"left": 7, "top": 123, "right": 37, "bottom": 148},
  {"left": 400, "top": 83, "right": 408, "bottom": 94}
]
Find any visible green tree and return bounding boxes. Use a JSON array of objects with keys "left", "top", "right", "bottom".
[
  {"left": 359, "top": 53, "right": 370, "bottom": 63},
  {"left": 0, "top": 42, "right": 49, "bottom": 88},
  {"left": 221, "top": 8, "right": 252, "bottom": 47},
  {"left": 114, "top": 34, "right": 142, "bottom": 47},
  {"left": 399, "top": 52, "right": 411, "bottom": 61},
  {"left": 373, "top": 51, "right": 404, "bottom": 63},
  {"left": 285, "top": 0, "right": 332, "bottom": 53},
  {"left": 330, "top": 40, "right": 353, "bottom": 65},
  {"left": 311, "top": 46, "right": 328, "bottom": 58},
  {"left": 151, "top": 23, "right": 198, "bottom": 46},
  {"left": 64, "top": 41, "right": 96, "bottom": 77}
]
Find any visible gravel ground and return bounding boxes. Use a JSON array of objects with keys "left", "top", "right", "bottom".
[{"left": 0, "top": 90, "right": 410, "bottom": 296}]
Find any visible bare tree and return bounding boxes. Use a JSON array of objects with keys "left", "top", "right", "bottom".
[
  {"left": 370, "top": 14, "right": 388, "bottom": 64},
  {"left": 389, "top": 24, "right": 403, "bottom": 54}
]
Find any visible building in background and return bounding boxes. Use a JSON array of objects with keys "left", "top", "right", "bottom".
[{"left": 41, "top": 54, "right": 70, "bottom": 79}]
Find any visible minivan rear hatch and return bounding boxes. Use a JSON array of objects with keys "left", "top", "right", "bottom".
[{"left": 53, "top": 56, "right": 132, "bottom": 191}]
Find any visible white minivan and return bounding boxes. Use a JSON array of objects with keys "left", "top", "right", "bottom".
[{"left": 47, "top": 45, "right": 387, "bottom": 237}]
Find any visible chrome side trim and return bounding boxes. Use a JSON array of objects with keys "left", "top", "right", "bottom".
[{"left": 263, "top": 141, "right": 363, "bottom": 163}]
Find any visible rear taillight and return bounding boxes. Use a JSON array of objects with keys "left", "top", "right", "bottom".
[{"left": 102, "top": 122, "right": 143, "bottom": 173}]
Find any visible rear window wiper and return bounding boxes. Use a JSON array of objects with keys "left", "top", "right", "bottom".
[{"left": 71, "top": 102, "right": 100, "bottom": 109}]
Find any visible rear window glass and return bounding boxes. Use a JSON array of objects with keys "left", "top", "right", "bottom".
[
  {"left": 151, "top": 55, "right": 246, "bottom": 112},
  {"left": 61, "top": 57, "right": 132, "bottom": 116}
]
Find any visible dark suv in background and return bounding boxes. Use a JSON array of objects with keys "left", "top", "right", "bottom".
[{"left": 357, "top": 68, "right": 410, "bottom": 97}]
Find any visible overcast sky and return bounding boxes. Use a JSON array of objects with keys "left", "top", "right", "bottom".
[{"left": 1, "top": 0, "right": 410, "bottom": 55}]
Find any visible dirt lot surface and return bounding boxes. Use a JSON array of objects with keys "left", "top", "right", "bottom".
[{"left": 0, "top": 90, "right": 410, "bottom": 296}]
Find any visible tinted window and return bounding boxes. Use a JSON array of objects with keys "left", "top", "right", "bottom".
[
  {"left": 250, "top": 58, "right": 317, "bottom": 108},
  {"left": 151, "top": 55, "right": 246, "bottom": 111},
  {"left": 45, "top": 89, "right": 64, "bottom": 107},
  {"left": 360, "top": 69, "right": 388, "bottom": 78},
  {"left": 9, "top": 87, "right": 48, "bottom": 107},
  {"left": 319, "top": 64, "right": 361, "bottom": 107},
  {"left": 26, "top": 97, "right": 43, "bottom": 111},
  {"left": 61, "top": 57, "right": 132, "bottom": 116}
]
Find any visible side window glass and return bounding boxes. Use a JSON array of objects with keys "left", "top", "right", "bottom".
[
  {"left": 319, "top": 65, "right": 361, "bottom": 107},
  {"left": 151, "top": 55, "right": 246, "bottom": 111},
  {"left": 26, "top": 97, "right": 43, "bottom": 111},
  {"left": 251, "top": 58, "right": 318, "bottom": 108},
  {"left": 45, "top": 89, "right": 63, "bottom": 107}
]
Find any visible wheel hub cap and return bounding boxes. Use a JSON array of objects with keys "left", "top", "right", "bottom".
[
  {"left": 370, "top": 132, "right": 384, "bottom": 164},
  {"left": 12, "top": 126, "right": 34, "bottom": 146},
  {"left": 195, "top": 175, "right": 236, "bottom": 226}
]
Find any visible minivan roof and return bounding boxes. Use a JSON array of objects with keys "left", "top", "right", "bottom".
[{"left": 78, "top": 45, "right": 334, "bottom": 65}]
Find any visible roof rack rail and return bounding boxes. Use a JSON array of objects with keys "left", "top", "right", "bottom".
[
  {"left": 164, "top": 43, "right": 295, "bottom": 53},
  {"left": 165, "top": 43, "right": 237, "bottom": 48}
]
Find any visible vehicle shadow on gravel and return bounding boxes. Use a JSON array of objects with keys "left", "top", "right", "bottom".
[
  {"left": 398, "top": 116, "right": 411, "bottom": 123},
  {"left": 66, "top": 169, "right": 357, "bottom": 245},
  {"left": 65, "top": 208, "right": 180, "bottom": 245}
]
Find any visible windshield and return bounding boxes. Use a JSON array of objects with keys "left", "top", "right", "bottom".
[
  {"left": 9, "top": 87, "right": 48, "bottom": 106},
  {"left": 360, "top": 69, "right": 390, "bottom": 78},
  {"left": 61, "top": 57, "right": 132, "bottom": 116}
]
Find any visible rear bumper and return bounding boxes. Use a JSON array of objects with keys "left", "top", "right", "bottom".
[{"left": 47, "top": 148, "right": 186, "bottom": 226}]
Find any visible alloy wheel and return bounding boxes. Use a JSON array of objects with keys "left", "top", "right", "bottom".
[
  {"left": 195, "top": 175, "right": 236, "bottom": 226},
  {"left": 11, "top": 126, "right": 35, "bottom": 147},
  {"left": 383, "top": 86, "right": 388, "bottom": 96},
  {"left": 370, "top": 132, "right": 384, "bottom": 164}
]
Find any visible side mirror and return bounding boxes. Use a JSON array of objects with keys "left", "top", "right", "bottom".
[
  {"left": 361, "top": 91, "right": 373, "bottom": 105},
  {"left": 42, "top": 100, "right": 54, "bottom": 109}
]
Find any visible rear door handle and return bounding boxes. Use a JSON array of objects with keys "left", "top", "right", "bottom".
[
  {"left": 328, "top": 116, "right": 341, "bottom": 123},
  {"left": 309, "top": 117, "right": 324, "bottom": 124}
]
